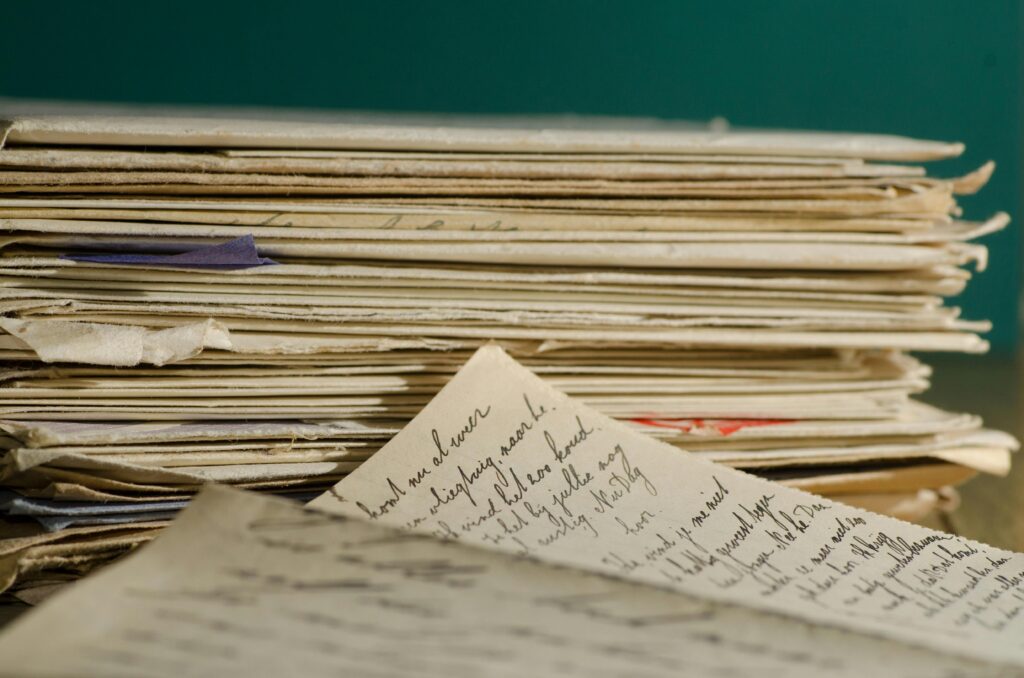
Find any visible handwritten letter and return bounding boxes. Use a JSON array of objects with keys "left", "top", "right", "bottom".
[
  {"left": 313, "top": 345, "right": 1024, "bottom": 666},
  {"left": 0, "top": 486, "right": 1013, "bottom": 677}
]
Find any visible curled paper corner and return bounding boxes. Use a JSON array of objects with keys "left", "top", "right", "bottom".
[
  {"left": 4, "top": 447, "right": 207, "bottom": 484},
  {"left": 933, "top": 448, "right": 1013, "bottom": 476},
  {"left": 0, "top": 420, "right": 54, "bottom": 449},
  {"left": 948, "top": 242, "right": 990, "bottom": 272},
  {"left": 952, "top": 160, "right": 996, "bottom": 195},
  {"left": 0, "top": 120, "right": 12, "bottom": 152},
  {"left": 0, "top": 317, "right": 232, "bottom": 366},
  {"left": 967, "top": 212, "right": 1012, "bottom": 241}
]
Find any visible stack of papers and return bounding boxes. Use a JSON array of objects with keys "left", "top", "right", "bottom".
[
  {"left": 0, "top": 111, "right": 1014, "bottom": 596},
  {"left": 2, "top": 348, "right": 1024, "bottom": 675}
]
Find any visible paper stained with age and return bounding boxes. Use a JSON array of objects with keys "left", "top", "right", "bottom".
[
  {"left": 60, "top": 234, "right": 278, "bottom": 269},
  {"left": 0, "top": 114, "right": 965, "bottom": 160},
  {"left": 0, "top": 485, "right": 1017, "bottom": 678},
  {"left": 0, "top": 317, "right": 231, "bottom": 367},
  {"left": 312, "top": 345, "right": 1024, "bottom": 667}
]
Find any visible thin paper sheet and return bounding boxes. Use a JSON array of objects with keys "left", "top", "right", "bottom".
[
  {"left": 0, "top": 485, "right": 1016, "bottom": 677},
  {"left": 313, "top": 346, "right": 1024, "bottom": 666},
  {"left": 0, "top": 114, "right": 966, "bottom": 159}
]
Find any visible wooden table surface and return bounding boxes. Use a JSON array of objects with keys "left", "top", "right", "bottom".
[{"left": 925, "top": 352, "right": 1023, "bottom": 551}]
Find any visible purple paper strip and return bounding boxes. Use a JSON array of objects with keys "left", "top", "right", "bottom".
[{"left": 61, "top": 234, "right": 278, "bottom": 270}]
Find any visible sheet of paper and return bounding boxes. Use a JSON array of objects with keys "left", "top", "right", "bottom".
[
  {"left": 0, "top": 168, "right": 941, "bottom": 194},
  {"left": 0, "top": 146, "right": 930, "bottom": 179},
  {"left": 0, "top": 257, "right": 969, "bottom": 296},
  {"left": 0, "top": 418, "right": 396, "bottom": 447},
  {"left": 0, "top": 317, "right": 231, "bottom": 366},
  {"left": 0, "top": 114, "right": 966, "bottom": 159},
  {"left": 0, "top": 523, "right": 164, "bottom": 592},
  {"left": 0, "top": 484, "right": 1016, "bottom": 677},
  {"left": 0, "top": 383, "right": 913, "bottom": 417},
  {"left": 0, "top": 350, "right": 924, "bottom": 382},
  {"left": 214, "top": 149, "right": 893, "bottom": 163},
  {"left": 0, "top": 232, "right": 977, "bottom": 270},
  {"left": 0, "top": 286, "right": 959, "bottom": 329},
  {"left": 2, "top": 213, "right": 1004, "bottom": 242},
  {"left": 61, "top": 234, "right": 276, "bottom": 269},
  {"left": 0, "top": 197, "right": 940, "bottom": 233},
  {"left": 1, "top": 315, "right": 988, "bottom": 356},
  {"left": 312, "top": 345, "right": 1024, "bottom": 666},
  {"left": 0, "top": 279, "right": 956, "bottom": 319}
]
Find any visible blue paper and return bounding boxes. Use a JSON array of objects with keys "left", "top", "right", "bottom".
[
  {"left": 60, "top": 234, "right": 277, "bottom": 269},
  {"left": 35, "top": 512, "right": 180, "bottom": 532},
  {"left": 0, "top": 491, "right": 189, "bottom": 517},
  {"left": 0, "top": 489, "right": 319, "bottom": 518}
]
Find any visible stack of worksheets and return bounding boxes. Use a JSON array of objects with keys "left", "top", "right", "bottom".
[{"left": 0, "top": 111, "right": 1013, "bottom": 595}]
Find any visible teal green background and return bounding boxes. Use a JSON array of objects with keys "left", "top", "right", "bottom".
[{"left": 0, "top": 1, "right": 1019, "bottom": 350}]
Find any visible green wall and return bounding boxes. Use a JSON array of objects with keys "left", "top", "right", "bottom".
[{"left": 0, "top": 0, "right": 1019, "bottom": 349}]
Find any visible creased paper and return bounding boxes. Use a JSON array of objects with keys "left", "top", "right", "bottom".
[
  {"left": 313, "top": 345, "right": 1024, "bottom": 666},
  {"left": 0, "top": 317, "right": 231, "bottom": 366},
  {"left": 0, "top": 485, "right": 1016, "bottom": 677}
]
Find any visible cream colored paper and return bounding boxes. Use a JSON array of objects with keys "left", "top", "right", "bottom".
[
  {"left": 1, "top": 485, "right": 1016, "bottom": 677},
  {"left": 0, "top": 213, "right": 1005, "bottom": 242},
  {"left": 0, "top": 317, "right": 231, "bottom": 366},
  {"left": 0, "top": 114, "right": 966, "bottom": 159},
  {"left": 313, "top": 345, "right": 1024, "bottom": 666},
  {"left": 0, "top": 146, "right": 931, "bottom": 181},
  {"left": 0, "top": 257, "right": 970, "bottom": 295},
  {"left": 0, "top": 169, "right": 943, "bottom": 194},
  {"left": 0, "top": 197, "right": 940, "bottom": 233},
  {"left": 0, "top": 232, "right": 977, "bottom": 271}
]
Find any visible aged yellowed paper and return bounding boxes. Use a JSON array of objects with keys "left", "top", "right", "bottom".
[
  {"left": 0, "top": 484, "right": 1017, "bottom": 677},
  {"left": 312, "top": 345, "right": 1024, "bottom": 666}
]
